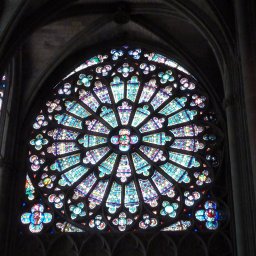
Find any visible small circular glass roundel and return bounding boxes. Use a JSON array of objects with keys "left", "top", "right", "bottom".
[{"left": 23, "top": 46, "right": 223, "bottom": 233}]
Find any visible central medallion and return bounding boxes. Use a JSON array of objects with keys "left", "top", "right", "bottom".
[{"left": 110, "top": 129, "right": 139, "bottom": 152}]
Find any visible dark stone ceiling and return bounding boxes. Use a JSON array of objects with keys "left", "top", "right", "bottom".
[{"left": 0, "top": 0, "right": 236, "bottom": 119}]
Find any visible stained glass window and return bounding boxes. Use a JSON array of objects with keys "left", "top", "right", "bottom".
[
  {"left": 21, "top": 46, "right": 225, "bottom": 233},
  {"left": 0, "top": 74, "right": 6, "bottom": 114}
]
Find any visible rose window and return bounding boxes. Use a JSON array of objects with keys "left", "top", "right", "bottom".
[{"left": 22, "top": 46, "right": 224, "bottom": 233}]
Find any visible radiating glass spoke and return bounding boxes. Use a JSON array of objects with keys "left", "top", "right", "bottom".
[
  {"left": 142, "top": 132, "right": 171, "bottom": 146},
  {"left": 78, "top": 135, "right": 107, "bottom": 148},
  {"left": 159, "top": 97, "right": 187, "bottom": 116},
  {"left": 139, "top": 117, "right": 165, "bottom": 133},
  {"left": 58, "top": 165, "right": 88, "bottom": 187},
  {"left": 106, "top": 182, "right": 122, "bottom": 213},
  {"left": 138, "top": 79, "right": 157, "bottom": 103},
  {"left": 125, "top": 181, "right": 139, "bottom": 213},
  {"left": 131, "top": 152, "right": 151, "bottom": 176},
  {"left": 110, "top": 76, "right": 124, "bottom": 103},
  {"left": 116, "top": 155, "right": 132, "bottom": 182},
  {"left": 168, "top": 151, "right": 200, "bottom": 168},
  {"left": 170, "top": 124, "right": 204, "bottom": 137},
  {"left": 98, "top": 153, "right": 117, "bottom": 177},
  {"left": 47, "top": 142, "right": 79, "bottom": 156},
  {"left": 138, "top": 179, "right": 159, "bottom": 207},
  {"left": 100, "top": 106, "right": 118, "bottom": 128},
  {"left": 150, "top": 86, "right": 172, "bottom": 110},
  {"left": 55, "top": 114, "right": 82, "bottom": 129},
  {"left": 88, "top": 180, "right": 108, "bottom": 209},
  {"left": 73, "top": 173, "right": 97, "bottom": 200},
  {"left": 168, "top": 109, "right": 197, "bottom": 126},
  {"left": 86, "top": 119, "right": 110, "bottom": 134},
  {"left": 50, "top": 153, "right": 80, "bottom": 172},
  {"left": 139, "top": 145, "right": 166, "bottom": 162},
  {"left": 171, "top": 139, "right": 204, "bottom": 152},
  {"left": 131, "top": 105, "right": 150, "bottom": 127},
  {"left": 65, "top": 101, "right": 91, "bottom": 119},
  {"left": 79, "top": 89, "right": 100, "bottom": 112},
  {"left": 83, "top": 147, "right": 110, "bottom": 164},
  {"left": 151, "top": 171, "right": 175, "bottom": 197},
  {"left": 127, "top": 76, "right": 140, "bottom": 102},
  {"left": 160, "top": 162, "right": 190, "bottom": 183},
  {"left": 93, "top": 81, "right": 112, "bottom": 104},
  {"left": 118, "top": 101, "right": 132, "bottom": 125},
  {"left": 48, "top": 128, "right": 79, "bottom": 140}
]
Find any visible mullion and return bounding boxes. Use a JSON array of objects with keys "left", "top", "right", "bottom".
[
  {"left": 64, "top": 107, "right": 85, "bottom": 121},
  {"left": 135, "top": 148, "right": 181, "bottom": 188},
  {"left": 85, "top": 149, "right": 113, "bottom": 179},
  {"left": 78, "top": 99, "right": 113, "bottom": 130},
  {"left": 135, "top": 94, "right": 190, "bottom": 131},
  {"left": 65, "top": 150, "right": 113, "bottom": 202},
  {"left": 109, "top": 56, "right": 140, "bottom": 126},
  {"left": 80, "top": 142, "right": 108, "bottom": 152},
  {"left": 63, "top": 165, "right": 95, "bottom": 193},
  {"left": 47, "top": 113, "right": 84, "bottom": 133},
  {"left": 148, "top": 87, "right": 173, "bottom": 112},
  {"left": 94, "top": 148, "right": 113, "bottom": 168},
  {"left": 167, "top": 147, "right": 202, "bottom": 173},
  {"left": 135, "top": 113, "right": 162, "bottom": 131},
  {"left": 138, "top": 128, "right": 166, "bottom": 136},
  {"left": 126, "top": 153, "right": 146, "bottom": 214},
  {"left": 80, "top": 130, "right": 109, "bottom": 137},
  {"left": 100, "top": 72, "right": 122, "bottom": 127},
  {"left": 45, "top": 152, "right": 82, "bottom": 174},
  {"left": 100, "top": 154, "right": 122, "bottom": 214},
  {"left": 88, "top": 78, "right": 120, "bottom": 128},
  {"left": 159, "top": 103, "right": 190, "bottom": 120},
  {"left": 133, "top": 150, "right": 169, "bottom": 204},
  {"left": 152, "top": 91, "right": 190, "bottom": 117},
  {"left": 46, "top": 122, "right": 82, "bottom": 135},
  {"left": 165, "top": 106, "right": 202, "bottom": 130},
  {"left": 140, "top": 141, "right": 166, "bottom": 151},
  {"left": 143, "top": 106, "right": 189, "bottom": 133},
  {"left": 127, "top": 104, "right": 137, "bottom": 128},
  {"left": 128, "top": 70, "right": 154, "bottom": 126}
]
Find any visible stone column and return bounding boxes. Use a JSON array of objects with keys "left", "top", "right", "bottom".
[{"left": 229, "top": 0, "right": 256, "bottom": 255}]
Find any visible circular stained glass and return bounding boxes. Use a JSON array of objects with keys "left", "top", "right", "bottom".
[{"left": 24, "top": 46, "right": 223, "bottom": 233}]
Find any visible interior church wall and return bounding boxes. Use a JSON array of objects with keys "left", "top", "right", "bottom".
[{"left": 0, "top": 1, "right": 255, "bottom": 255}]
